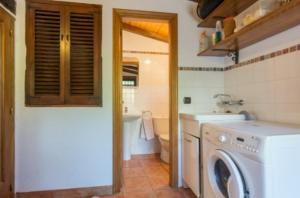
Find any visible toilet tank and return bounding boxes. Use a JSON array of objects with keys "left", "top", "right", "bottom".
[{"left": 153, "top": 117, "right": 169, "bottom": 135}]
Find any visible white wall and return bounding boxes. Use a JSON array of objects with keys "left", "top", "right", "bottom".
[
  {"left": 224, "top": 25, "right": 300, "bottom": 124},
  {"left": 15, "top": 0, "right": 224, "bottom": 192}
]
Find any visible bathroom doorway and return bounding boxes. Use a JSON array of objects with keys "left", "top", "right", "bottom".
[{"left": 113, "top": 9, "right": 178, "bottom": 193}]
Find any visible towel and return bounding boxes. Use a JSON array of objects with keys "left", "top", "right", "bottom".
[{"left": 140, "top": 111, "right": 155, "bottom": 140}]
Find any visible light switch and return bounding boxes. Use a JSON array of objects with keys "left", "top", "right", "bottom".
[{"left": 183, "top": 97, "right": 191, "bottom": 104}]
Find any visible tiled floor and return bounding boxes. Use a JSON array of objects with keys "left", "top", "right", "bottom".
[{"left": 103, "top": 154, "right": 196, "bottom": 198}]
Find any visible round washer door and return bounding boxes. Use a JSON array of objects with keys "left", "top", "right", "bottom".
[{"left": 207, "top": 149, "right": 246, "bottom": 198}]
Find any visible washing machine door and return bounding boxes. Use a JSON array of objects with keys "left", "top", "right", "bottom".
[{"left": 208, "top": 149, "right": 246, "bottom": 198}]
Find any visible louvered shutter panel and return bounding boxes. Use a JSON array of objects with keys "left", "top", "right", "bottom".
[
  {"left": 65, "top": 6, "right": 101, "bottom": 106},
  {"left": 26, "top": 1, "right": 102, "bottom": 106},
  {"left": 26, "top": 3, "right": 65, "bottom": 106}
]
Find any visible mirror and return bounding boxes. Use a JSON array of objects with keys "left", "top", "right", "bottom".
[{"left": 122, "top": 57, "right": 139, "bottom": 87}]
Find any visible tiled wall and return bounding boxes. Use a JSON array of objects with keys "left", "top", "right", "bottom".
[
  {"left": 122, "top": 31, "right": 169, "bottom": 118},
  {"left": 179, "top": 70, "right": 224, "bottom": 114},
  {"left": 122, "top": 32, "right": 226, "bottom": 117},
  {"left": 225, "top": 47, "right": 300, "bottom": 124},
  {"left": 122, "top": 53, "right": 169, "bottom": 117}
]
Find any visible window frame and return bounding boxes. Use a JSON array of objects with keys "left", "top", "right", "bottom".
[{"left": 122, "top": 59, "right": 139, "bottom": 88}]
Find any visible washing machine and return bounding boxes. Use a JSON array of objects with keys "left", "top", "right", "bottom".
[
  {"left": 202, "top": 121, "right": 300, "bottom": 198},
  {"left": 180, "top": 113, "right": 246, "bottom": 197}
]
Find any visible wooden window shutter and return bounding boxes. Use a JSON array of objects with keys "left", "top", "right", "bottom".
[
  {"left": 65, "top": 6, "right": 102, "bottom": 106},
  {"left": 26, "top": 0, "right": 102, "bottom": 106},
  {"left": 26, "top": 3, "right": 65, "bottom": 106}
]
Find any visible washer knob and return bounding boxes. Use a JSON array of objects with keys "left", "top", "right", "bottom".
[{"left": 218, "top": 135, "right": 227, "bottom": 143}]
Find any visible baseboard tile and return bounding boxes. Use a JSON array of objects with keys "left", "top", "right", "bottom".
[{"left": 16, "top": 185, "right": 113, "bottom": 198}]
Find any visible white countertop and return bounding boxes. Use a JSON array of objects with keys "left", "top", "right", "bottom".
[
  {"left": 179, "top": 112, "right": 245, "bottom": 122},
  {"left": 206, "top": 121, "right": 300, "bottom": 137}
]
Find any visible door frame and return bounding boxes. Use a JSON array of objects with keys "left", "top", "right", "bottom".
[
  {"left": 112, "top": 9, "right": 178, "bottom": 193},
  {"left": 0, "top": 6, "right": 15, "bottom": 198}
]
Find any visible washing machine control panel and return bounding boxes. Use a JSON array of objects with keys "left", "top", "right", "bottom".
[
  {"left": 205, "top": 128, "right": 261, "bottom": 154},
  {"left": 230, "top": 135, "right": 261, "bottom": 153}
]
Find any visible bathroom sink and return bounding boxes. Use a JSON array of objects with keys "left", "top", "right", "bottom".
[{"left": 123, "top": 114, "right": 141, "bottom": 122}]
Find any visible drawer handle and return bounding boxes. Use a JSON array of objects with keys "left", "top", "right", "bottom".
[{"left": 184, "top": 138, "right": 192, "bottom": 143}]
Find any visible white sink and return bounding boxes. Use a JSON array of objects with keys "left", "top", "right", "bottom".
[
  {"left": 123, "top": 114, "right": 141, "bottom": 122},
  {"left": 179, "top": 112, "right": 246, "bottom": 138},
  {"left": 179, "top": 112, "right": 245, "bottom": 122},
  {"left": 123, "top": 114, "right": 141, "bottom": 160}
]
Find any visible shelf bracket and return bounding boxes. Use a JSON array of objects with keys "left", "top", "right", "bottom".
[{"left": 212, "top": 49, "right": 239, "bottom": 64}]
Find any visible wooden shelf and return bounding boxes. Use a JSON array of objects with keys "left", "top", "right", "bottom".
[
  {"left": 198, "top": 0, "right": 258, "bottom": 28},
  {"left": 198, "top": 0, "right": 300, "bottom": 57}
]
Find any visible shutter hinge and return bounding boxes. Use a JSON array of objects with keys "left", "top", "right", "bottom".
[
  {"left": 9, "top": 184, "right": 13, "bottom": 192},
  {"left": 9, "top": 29, "right": 13, "bottom": 37}
]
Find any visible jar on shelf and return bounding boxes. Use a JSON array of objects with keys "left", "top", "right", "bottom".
[
  {"left": 223, "top": 16, "right": 236, "bottom": 38},
  {"left": 200, "top": 31, "right": 209, "bottom": 51}
]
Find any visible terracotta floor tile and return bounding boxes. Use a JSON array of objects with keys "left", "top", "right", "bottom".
[
  {"left": 141, "top": 158, "right": 162, "bottom": 167},
  {"left": 120, "top": 154, "right": 188, "bottom": 198},
  {"left": 123, "top": 167, "right": 145, "bottom": 178},
  {"left": 148, "top": 176, "right": 169, "bottom": 190},
  {"left": 179, "top": 188, "right": 197, "bottom": 198},
  {"left": 123, "top": 191, "right": 156, "bottom": 198},
  {"left": 123, "top": 159, "right": 143, "bottom": 168},
  {"left": 143, "top": 166, "right": 169, "bottom": 177},
  {"left": 155, "top": 189, "right": 186, "bottom": 198},
  {"left": 18, "top": 192, "right": 52, "bottom": 198},
  {"left": 132, "top": 154, "right": 159, "bottom": 160},
  {"left": 124, "top": 176, "right": 152, "bottom": 193},
  {"left": 101, "top": 192, "right": 124, "bottom": 198},
  {"left": 160, "top": 162, "right": 169, "bottom": 173}
]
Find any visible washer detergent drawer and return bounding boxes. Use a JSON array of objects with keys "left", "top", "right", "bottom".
[{"left": 183, "top": 133, "right": 200, "bottom": 197}]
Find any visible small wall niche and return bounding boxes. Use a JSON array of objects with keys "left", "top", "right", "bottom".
[{"left": 123, "top": 57, "right": 139, "bottom": 87}]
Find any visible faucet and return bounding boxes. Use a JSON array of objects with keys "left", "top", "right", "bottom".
[
  {"left": 214, "top": 93, "right": 244, "bottom": 106},
  {"left": 213, "top": 93, "right": 232, "bottom": 99}
]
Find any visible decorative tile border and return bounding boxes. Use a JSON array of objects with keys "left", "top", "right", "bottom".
[
  {"left": 179, "top": 66, "right": 224, "bottom": 72},
  {"left": 123, "top": 50, "right": 168, "bottom": 55},
  {"left": 125, "top": 44, "right": 300, "bottom": 72},
  {"left": 224, "top": 43, "right": 300, "bottom": 71},
  {"left": 180, "top": 43, "right": 300, "bottom": 72}
]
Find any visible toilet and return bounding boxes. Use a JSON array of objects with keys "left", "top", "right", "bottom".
[{"left": 153, "top": 117, "right": 169, "bottom": 163}]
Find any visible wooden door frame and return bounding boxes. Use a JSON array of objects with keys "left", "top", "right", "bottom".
[
  {"left": 113, "top": 9, "right": 178, "bottom": 193},
  {"left": 0, "top": 6, "right": 15, "bottom": 198}
]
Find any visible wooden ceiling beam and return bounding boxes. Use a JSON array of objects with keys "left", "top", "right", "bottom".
[{"left": 122, "top": 23, "right": 169, "bottom": 43}]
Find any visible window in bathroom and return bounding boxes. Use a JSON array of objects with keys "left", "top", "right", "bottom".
[
  {"left": 122, "top": 58, "right": 139, "bottom": 87},
  {"left": 25, "top": 0, "right": 102, "bottom": 106}
]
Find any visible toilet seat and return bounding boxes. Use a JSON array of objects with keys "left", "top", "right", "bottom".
[{"left": 159, "top": 134, "right": 169, "bottom": 141}]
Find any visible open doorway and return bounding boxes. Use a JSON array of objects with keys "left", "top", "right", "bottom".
[{"left": 112, "top": 9, "right": 178, "bottom": 194}]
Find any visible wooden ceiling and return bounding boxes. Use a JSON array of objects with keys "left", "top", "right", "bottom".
[{"left": 122, "top": 21, "right": 169, "bottom": 43}]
